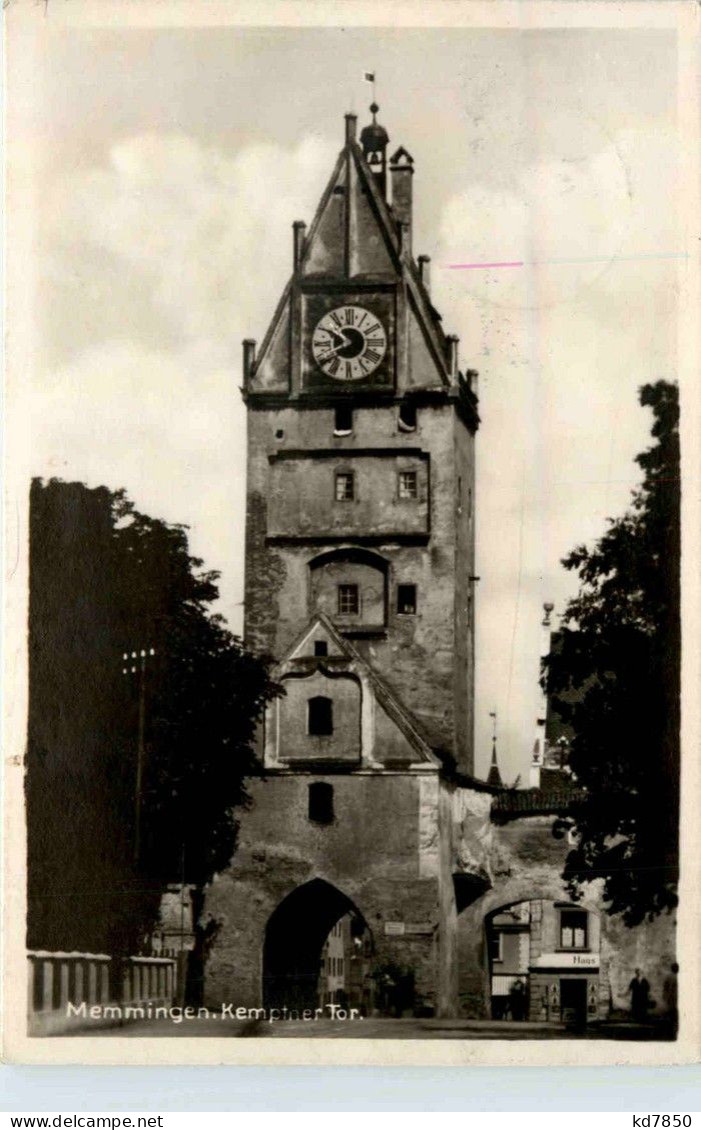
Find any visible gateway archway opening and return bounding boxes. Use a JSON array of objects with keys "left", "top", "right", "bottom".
[{"left": 263, "top": 879, "right": 373, "bottom": 1014}]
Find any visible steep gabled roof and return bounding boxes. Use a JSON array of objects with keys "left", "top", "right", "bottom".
[
  {"left": 279, "top": 611, "right": 440, "bottom": 766},
  {"left": 246, "top": 118, "right": 457, "bottom": 395}
]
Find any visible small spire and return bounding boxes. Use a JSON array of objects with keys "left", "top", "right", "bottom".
[{"left": 487, "top": 711, "right": 503, "bottom": 788}]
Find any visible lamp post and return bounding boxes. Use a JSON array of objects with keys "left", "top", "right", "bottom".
[{"left": 122, "top": 647, "right": 156, "bottom": 864}]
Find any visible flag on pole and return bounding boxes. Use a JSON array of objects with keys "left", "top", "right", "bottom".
[{"left": 364, "top": 72, "right": 375, "bottom": 83}]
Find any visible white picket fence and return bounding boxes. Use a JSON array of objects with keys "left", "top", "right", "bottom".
[{"left": 28, "top": 950, "right": 178, "bottom": 1035}]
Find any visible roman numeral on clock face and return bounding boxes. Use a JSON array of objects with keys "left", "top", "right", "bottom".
[{"left": 312, "top": 304, "right": 387, "bottom": 381}]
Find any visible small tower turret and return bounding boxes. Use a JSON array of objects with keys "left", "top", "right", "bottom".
[{"left": 360, "top": 102, "right": 389, "bottom": 197}]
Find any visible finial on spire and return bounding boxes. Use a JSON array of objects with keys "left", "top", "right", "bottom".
[{"left": 370, "top": 101, "right": 379, "bottom": 119}]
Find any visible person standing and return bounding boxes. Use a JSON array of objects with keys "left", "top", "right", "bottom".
[
  {"left": 509, "top": 978, "right": 527, "bottom": 1021},
  {"left": 629, "top": 968, "right": 651, "bottom": 1023}
]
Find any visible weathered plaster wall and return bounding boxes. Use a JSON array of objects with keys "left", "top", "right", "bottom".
[
  {"left": 277, "top": 670, "right": 361, "bottom": 763},
  {"left": 456, "top": 814, "right": 677, "bottom": 1019},
  {"left": 244, "top": 402, "right": 474, "bottom": 767},
  {"left": 204, "top": 770, "right": 455, "bottom": 1015}
]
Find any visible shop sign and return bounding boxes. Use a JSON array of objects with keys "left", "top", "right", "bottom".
[{"left": 531, "top": 952, "right": 599, "bottom": 970}]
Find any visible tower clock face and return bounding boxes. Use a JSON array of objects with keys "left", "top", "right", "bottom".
[{"left": 312, "top": 305, "right": 387, "bottom": 381}]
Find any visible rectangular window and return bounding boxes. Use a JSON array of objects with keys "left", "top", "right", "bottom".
[
  {"left": 489, "top": 933, "right": 503, "bottom": 963},
  {"left": 560, "top": 909, "right": 588, "bottom": 949},
  {"left": 335, "top": 471, "right": 354, "bottom": 500},
  {"left": 398, "top": 470, "right": 418, "bottom": 499},
  {"left": 397, "top": 584, "right": 417, "bottom": 615},
  {"left": 314, "top": 640, "right": 328, "bottom": 657},
  {"left": 334, "top": 406, "right": 353, "bottom": 435},
  {"left": 338, "top": 583, "right": 359, "bottom": 615},
  {"left": 308, "top": 782, "right": 334, "bottom": 824},
  {"left": 308, "top": 696, "right": 333, "bottom": 736}
]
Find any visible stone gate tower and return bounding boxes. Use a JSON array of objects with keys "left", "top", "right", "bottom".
[{"left": 204, "top": 107, "right": 482, "bottom": 1017}]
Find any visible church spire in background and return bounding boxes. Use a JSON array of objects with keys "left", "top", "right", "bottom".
[{"left": 487, "top": 711, "right": 503, "bottom": 788}]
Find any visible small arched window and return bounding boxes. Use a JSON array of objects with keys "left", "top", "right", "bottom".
[
  {"left": 308, "top": 782, "right": 334, "bottom": 824},
  {"left": 308, "top": 696, "right": 333, "bottom": 736},
  {"left": 398, "top": 401, "right": 417, "bottom": 432}
]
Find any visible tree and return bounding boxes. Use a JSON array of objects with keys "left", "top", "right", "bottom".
[
  {"left": 27, "top": 479, "right": 279, "bottom": 959},
  {"left": 544, "top": 381, "right": 680, "bottom": 926}
]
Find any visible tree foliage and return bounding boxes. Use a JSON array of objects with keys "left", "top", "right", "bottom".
[
  {"left": 27, "top": 479, "right": 278, "bottom": 957},
  {"left": 545, "top": 381, "right": 680, "bottom": 926}
]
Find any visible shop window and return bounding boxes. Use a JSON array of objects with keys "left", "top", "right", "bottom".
[
  {"left": 560, "top": 909, "right": 588, "bottom": 949},
  {"left": 398, "top": 401, "right": 417, "bottom": 431},
  {"left": 398, "top": 470, "right": 418, "bottom": 499},
  {"left": 335, "top": 471, "right": 354, "bottom": 501},
  {"left": 334, "top": 406, "right": 353, "bottom": 436},
  {"left": 308, "top": 781, "right": 334, "bottom": 824},
  {"left": 308, "top": 696, "right": 333, "bottom": 736},
  {"left": 397, "top": 584, "right": 417, "bottom": 615},
  {"left": 314, "top": 640, "right": 328, "bottom": 657},
  {"left": 337, "top": 583, "right": 359, "bottom": 615}
]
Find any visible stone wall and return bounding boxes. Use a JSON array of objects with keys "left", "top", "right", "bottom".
[
  {"left": 244, "top": 400, "right": 475, "bottom": 772},
  {"left": 456, "top": 813, "right": 677, "bottom": 1020},
  {"left": 204, "top": 769, "right": 457, "bottom": 1016}
]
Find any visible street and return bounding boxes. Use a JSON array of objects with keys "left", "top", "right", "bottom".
[{"left": 85, "top": 1016, "right": 668, "bottom": 1040}]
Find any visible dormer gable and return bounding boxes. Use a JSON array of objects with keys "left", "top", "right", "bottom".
[{"left": 264, "top": 612, "right": 439, "bottom": 771}]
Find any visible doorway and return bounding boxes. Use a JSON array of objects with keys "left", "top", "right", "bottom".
[{"left": 560, "top": 977, "right": 588, "bottom": 1026}]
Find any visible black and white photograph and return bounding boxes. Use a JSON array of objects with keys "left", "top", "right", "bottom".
[{"left": 4, "top": 0, "right": 699, "bottom": 1066}]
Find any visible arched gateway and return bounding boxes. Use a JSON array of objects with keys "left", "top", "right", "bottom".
[{"left": 263, "top": 880, "right": 370, "bottom": 1011}]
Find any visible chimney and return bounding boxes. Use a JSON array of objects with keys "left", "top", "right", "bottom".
[
  {"left": 242, "top": 339, "right": 256, "bottom": 383},
  {"left": 398, "top": 222, "right": 411, "bottom": 258},
  {"left": 446, "top": 334, "right": 459, "bottom": 377},
  {"left": 390, "top": 147, "right": 414, "bottom": 254},
  {"left": 345, "top": 113, "right": 357, "bottom": 144},
  {"left": 418, "top": 255, "right": 431, "bottom": 293},
  {"left": 293, "top": 221, "right": 306, "bottom": 271}
]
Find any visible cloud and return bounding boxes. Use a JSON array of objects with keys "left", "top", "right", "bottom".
[
  {"left": 41, "top": 132, "right": 338, "bottom": 366},
  {"left": 35, "top": 132, "right": 341, "bottom": 625},
  {"left": 431, "top": 128, "right": 677, "bottom": 777}
]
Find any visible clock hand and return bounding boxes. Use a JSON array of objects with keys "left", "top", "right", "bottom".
[{"left": 319, "top": 330, "right": 353, "bottom": 359}]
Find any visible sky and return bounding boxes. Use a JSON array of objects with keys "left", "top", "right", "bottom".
[{"left": 11, "top": 15, "right": 679, "bottom": 783}]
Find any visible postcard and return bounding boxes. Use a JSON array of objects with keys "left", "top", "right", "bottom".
[{"left": 3, "top": 0, "right": 699, "bottom": 1067}]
